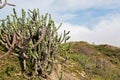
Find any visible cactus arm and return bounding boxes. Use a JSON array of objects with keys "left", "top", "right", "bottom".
[
  {"left": 0, "top": 33, "right": 17, "bottom": 59},
  {"left": 33, "top": 27, "right": 46, "bottom": 48},
  {"left": 0, "top": 40, "right": 9, "bottom": 49},
  {"left": 0, "top": 0, "right": 7, "bottom": 9},
  {"left": 5, "top": 34, "right": 12, "bottom": 47}
]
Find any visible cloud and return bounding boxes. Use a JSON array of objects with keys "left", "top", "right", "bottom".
[
  {"left": 1, "top": 0, "right": 120, "bottom": 20},
  {"left": 52, "top": 13, "right": 77, "bottom": 23},
  {"left": 52, "top": 0, "right": 120, "bottom": 12},
  {"left": 59, "top": 13, "right": 120, "bottom": 47},
  {"left": 87, "top": 13, "right": 120, "bottom": 46},
  {"left": 5, "top": 0, "right": 120, "bottom": 13},
  {"left": 58, "top": 23, "right": 90, "bottom": 41},
  {"left": 1, "top": 0, "right": 120, "bottom": 47}
]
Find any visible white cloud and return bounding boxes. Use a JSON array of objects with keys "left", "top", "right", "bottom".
[
  {"left": 59, "top": 23, "right": 90, "bottom": 41},
  {"left": 59, "top": 13, "right": 120, "bottom": 47},
  {"left": 52, "top": 13, "right": 77, "bottom": 23},
  {"left": 52, "top": 0, "right": 120, "bottom": 12},
  {"left": 6, "top": 0, "right": 120, "bottom": 12},
  {"left": 1, "top": 0, "right": 120, "bottom": 47},
  {"left": 1, "top": 0, "right": 120, "bottom": 20},
  {"left": 86, "top": 13, "right": 120, "bottom": 46}
]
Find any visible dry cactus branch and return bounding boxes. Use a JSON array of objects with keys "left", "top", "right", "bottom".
[
  {"left": 0, "top": 0, "right": 15, "bottom": 9},
  {"left": 0, "top": 0, "right": 7, "bottom": 9},
  {"left": 0, "top": 33, "right": 17, "bottom": 58}
]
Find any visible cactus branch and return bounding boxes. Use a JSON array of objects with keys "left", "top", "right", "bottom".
[
  {"left": 0, "top": 0, "right": 7, "bottom": 9},
  {"left": 0, "top": 0, "right": 15, "bottom": 9},
  {"left": 0, "top": 33, "right": 17, "bottom": 59}
]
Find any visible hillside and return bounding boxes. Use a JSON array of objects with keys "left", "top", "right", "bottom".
[
  {"left": 0, "top": 41, "right": 120, "bottom": 80},
  {"left": 60, "top": 41, "right": 120, "bottom": 80}
]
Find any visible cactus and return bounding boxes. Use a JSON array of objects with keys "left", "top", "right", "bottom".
[{"left": 0, "top": 8, "right": 70, "bottom": 79}]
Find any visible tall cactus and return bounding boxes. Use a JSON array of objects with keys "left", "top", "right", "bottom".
[{"left": 0, "top": 8, "right": 70, "bottom": 79}]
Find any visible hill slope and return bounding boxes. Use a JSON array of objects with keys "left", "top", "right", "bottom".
[
  {"left": 0, "top": 41, "right": 120, "bottom": 80},
  {"left": 59, "top": 41, "right": 120, "bottom": 80}
]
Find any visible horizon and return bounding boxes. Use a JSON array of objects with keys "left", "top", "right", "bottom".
[{"left": 0, "top": 0, "right": 120, "bottom": 47}]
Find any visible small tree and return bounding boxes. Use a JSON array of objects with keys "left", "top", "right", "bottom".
[{"left": 0, "top": 8, "right": 70, "bottom": 79}]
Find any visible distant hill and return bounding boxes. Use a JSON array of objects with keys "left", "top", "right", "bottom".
[{"left": 0, "top": 41, "right": 120, "bottom": 80}]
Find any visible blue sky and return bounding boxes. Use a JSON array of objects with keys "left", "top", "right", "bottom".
[{"left": 0, "top": 0, "right": 120, "bottom": 47}]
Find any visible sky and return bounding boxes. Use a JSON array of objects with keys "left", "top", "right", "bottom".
[{"left": 0, "top": 0, "right": 120, "bottom": 47}]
